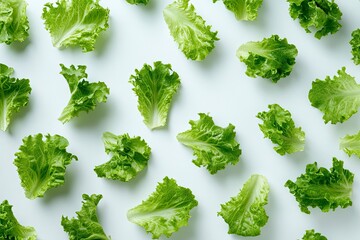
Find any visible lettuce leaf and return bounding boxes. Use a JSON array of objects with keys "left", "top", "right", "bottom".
[
  {"left": 94, "top": 132, "right": 151, "bottom": 182},
  {"left": 0, "top": 63, "right": 31, "bottom": 131},
  {"left": 61, "top": 194, "right": 110, "bottom": 240},
  {"left": 308, "top": 67, "right": 360, "bottom": 124},
  {"left": 126, "top": 0, "right": 149, "bottom": 5},
  {"left": 213, "top": 0, "right": 263, "bottom": 21},
  {"left": 163, "top": 0, "right": 219, "bottom": 61},
  {"left": 42, "top": 0, "right": 109, "bottom": 52},
  {"left": 127, "top": 177, "right": 198, "bottom": 239},
  {"left": 302, "top": 229, "right": 328, "bottom": 240},
  {"left": 0, "top": 0, "right": 29, "bottom": 44},
  {"left": 257, "top": 104, "right": 305, "bottom": 155},
  {"left": 129, "top": 61, "right": 180, "bottom": 130},
  {"left": 287, "top": 0, "right": 342, "bottom": 39},
  {"left": 218, "top": 174, "right": 269, "bottom": 236},
  {"left": 0, "top": 200, "right": 36, "bottom": 240},
  {"left": 177, "top": 113, "right": 241, "bottom": 174},
  {"left": 58, "top": 64, "right": 109, "bottom": 123},
  {"left": 339, "top": 130, "right": 360, "bottom": 158},
  {"left": 350, "top": 29, "right": 360, "bottom": 65},
  {"left": 13, "top": 133, "right": 78, "bottom": 199},
  {"left": 236, "top": 35, "right": 298, "bottom": 82},
  {"left": 285, "top": 158, "right": 354, "bottom": 214}
]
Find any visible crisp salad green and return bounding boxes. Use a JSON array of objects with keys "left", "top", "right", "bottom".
[
  {"left": 126, "top": 0, "right": 149, "bottom": 5},
  {"left": 213, "top": 0, "right": 263, "bottom": 21},
  {"left": 350, "top": 29, "right": 360, "bottom": 65},
  {"left": 339, "top": 130, "right": 360, "bottom": 158},
  {"left": 301, "top": 229, "right": 328, "bottom": 240}
]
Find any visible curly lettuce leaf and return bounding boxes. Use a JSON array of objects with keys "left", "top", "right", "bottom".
[
  {"left": 42, "top": 0, "right": 109, "bottom": 52},
  {"left": 257, "top": 104, "right": 305, "bottom": 155},
  {"left": 0, "top": 0, "right": 29, "bottom": 44},
  {"left": 13, "top": 133, "right": 78, "bottom": 199},
  {"left": 287, "top": 0, "right": 342, "bottom": 39},
  {"left": 308, "top": 67, "right": 360, "bottom": 124},
  {"left": 94, "top": 132, "right": 151, "bottom": 182},
  {"left": 127, "top": 177, "right": 198, "bottom": 239},
  {"left": 213, "top": 0, "right": 263, "bottom": 21},
  {"left": 218, "top": 174, "right": 269, "bottom": 236},
  {"left": 339, "top": 131, "right": 360, "bottom": 158},
  {"left": 285, "top": 158, "right": 354, "bottom": 214},
  {"left": 129, "top": 61, "right": 180, "bottom": 130},
  {"left": 58, "top": 64, "right": 109, "bottom": 123},
  {"left": 236, "top": 35, "right": 298, "bottom": 82},
  {"left": 163, "top": 0, "right": 219, "bottom": 61},
  {"left": 61, "top": 194, "right": 110, "bottom": 240},
  {"left": 302, "top": 229, "right": 328, "bottom": 240},
  {"left": 350, "top": 29, "right": 360, "bottom": 65},
  {"left": 177, "top": 113, "right": 241, "bottom": 174},
  {"left": 0, "top": 200, "right": 36, "bottom": 240},
  {"left": 126, "top": 0, "right": 149, "bottom": 5},
  {"left": 0, "top": 63, "right": 31, "bottom": 131}
]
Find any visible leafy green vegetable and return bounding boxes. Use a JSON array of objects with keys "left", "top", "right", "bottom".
[
  {"left": 13, "top": 133, "right": 78, "bottom": 199},
  {"left": 301, "top": 229, "right": 328, "bottom": 240},
  {"left": 213, "top": 0, "right": 263, "bottom": 21},
  {"left": 339, "top": 130, "right": 360, "bottom": 158},
  {"left": 42, "top": 0, "right": 109, "bottom": 52},
  {"left": 0, "top": 63, "right": 31, "bottom": 131},
  {"left": 257, "top": 104, "right": 305, "bottom": 155},
  {"left": 285, "top": 158, "right": 354, "bottom": 214},
  {"left": 129, "top": 61, "right": 180, "bottom": 130},
  {"left": 287, "top": 0, "right": 342, "bottom": 39},
  {"left": 126, "top": 0, "right": 149, "bottom": 5},
  {"left": 218, "top": 174, "right": 269, "bottom": 236},
  {"left": 163, "top": 0, "right": 219, "bottom": 61},
  {"left": 58, "top": 64, "right": 109, "bottom": 123},
  {"left": 236, "top": 35, "right": 298, "bottom": 82},
  {"left": 350, "top": 29, "right": 360, "bottom": 65},
  {"left": 177, "top": 113, "right": 241, "bottom": 174},
  {"left": 0, "top": 0, "right": 29, "bottom": 44},
  {"left": 308, "top": 67, "right": 360, "bottom": 124},
  {"left": 94, "top": 132, "right": 151, "bottom": 182},
  {"left": 0, "top": 200, "right": 36, "bottom": 240},
  {"left": 127, "top": 177, "right": 198, "bottom": 239},
  {"left": 61, "top": 194, "right": 110, "bottom": 240}
]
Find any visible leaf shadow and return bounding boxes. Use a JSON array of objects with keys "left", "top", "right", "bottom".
[
  {"left": 166, "top": 206, "right": 200, "bottom": 240},
  {"left": 9, "top": 38, "right": 31, "bottom": 52},
  {"left": 94, "top": 20, "right": 114, "bottom": 57},
  {"left": 71, "top": 101, "right": 112, "bottom": 129}
]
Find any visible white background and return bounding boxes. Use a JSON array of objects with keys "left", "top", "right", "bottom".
[{"left": 1, "top": 0, "right": 360, "bottom": 239}]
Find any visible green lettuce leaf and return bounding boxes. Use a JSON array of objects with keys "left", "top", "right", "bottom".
[
  {"left": 58, "top": 64, "right": 109, "bottom": 123},
  {"left": 339, "top": 130, "right": 360, "bottom": 158},
  {"left": 13, "top": 133, "right": 78, "bottom": 199},
  {"left": 236, "top": 35, "right": 298, "bottom": 82},
  {"left": 285, "top": 158, "right": 354, "bottom": 214},
  {"left": 42, "top": 0, "right": 109, "bottom": 52},
  {"left": 218, "top": 174, "right": 269, "bottom": 236},
  {"left": 61, "top": 194, "right": 110, "bottom": 240},
  {"left": 0, "top": 63, "right": 31, "bottom": 131},
  {"left": 287, "top": 0, "right": 342, "bottom": 39},
  {"left": 308, "top": 67, "right": 360, "bottom": 124},
  {"left": 301, "top": 229, "right": 328, "bottom": 240},
  {"left": 213, "top": 0, "right": 263, "bottom": 21},
  {"left": 350, "top": 29, "right": 360, "bottom": 65},
  {"left": 257, "top": 104, "right": 305, "bottom": 155},
  {"left": 176, "top": 113, "right": 241, "bottom": 174},
  {"left": 127, "top": 177, "right": 198, "bottom": 239},
  {"left": 94, "top": 132, "right": 151, "bottom": 182},
  {"left": 0, "top": 200, "right": 36, "bottom": 240},
  {"left": 126, "top": 0, "right": 149, "bottom": 5},
  {"left": 163, "top": 0, "right": 219, "bottom": 61},
  {"left": 129, "top": 61, "right": 180, "bottom": 130},
  {"left": 0, "top": 0, "right": 29, "bottom": 44}
]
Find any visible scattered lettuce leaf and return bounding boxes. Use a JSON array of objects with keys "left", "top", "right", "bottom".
[
  {"left": 94, "top": 132, "right": 151, "bottom": 182},
  {"left": 129, "top": 61, "right": 180, "bottom": 130},
  {"left": 0, "top": 63, "right": 31, "bottom": 131},
  {"left": 13, "top": 133, "right": 78, "bottom": 199},
  {"left": 287, "top": 0, "right": 342, "bottom": 39},
  {"left": 301, "top": 229, "right": 328, "bottom": 240},
  {"left": 0, "top": 0, "right": 29, "bottom": 44},
  {"left": 285, "top": 158, "right": 354, "bottom": 214},
  {"left": 42, "top": 0, "right": 109, "bottom": 52},
  {"left": 257, "top": 104, "right": 305, "bottom": 155},
  {"left": 218, "top": 174, "right": 269, "bottom": 236},
  {"left": 127, "top": 177, "right": 198, "bottom": 239},
  {"left": 163, "top": 0, "right": 219, "bottom": 61},
  {"left": 177, "top": 113, "right": 241, "bottom": 174},
  {"left": 58, "top": 64, "right": 109, "bottom": 123},
  {"left": 61, "top": 194, "right": 110, "bottom": 240},
  {"left": 236, "top": 35, "right": 298, "bottom": 82},
  {"left": 213, "top": 0, "right": 263, "bottom": 21},
  {"left": 350, "top": 29, "right": 360, "bottom": 65},
  {"left": 126, "top": 0, "right": 149, "bottom": 5},
  {"left": 0, "top": 200, "right": 37, "bottom": 240},
  {"left": 308, "top": 67, "right": 360, "bottom": 124},
  {"left": 339, "top": 130, "right": 360, "bottom": 158}
]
